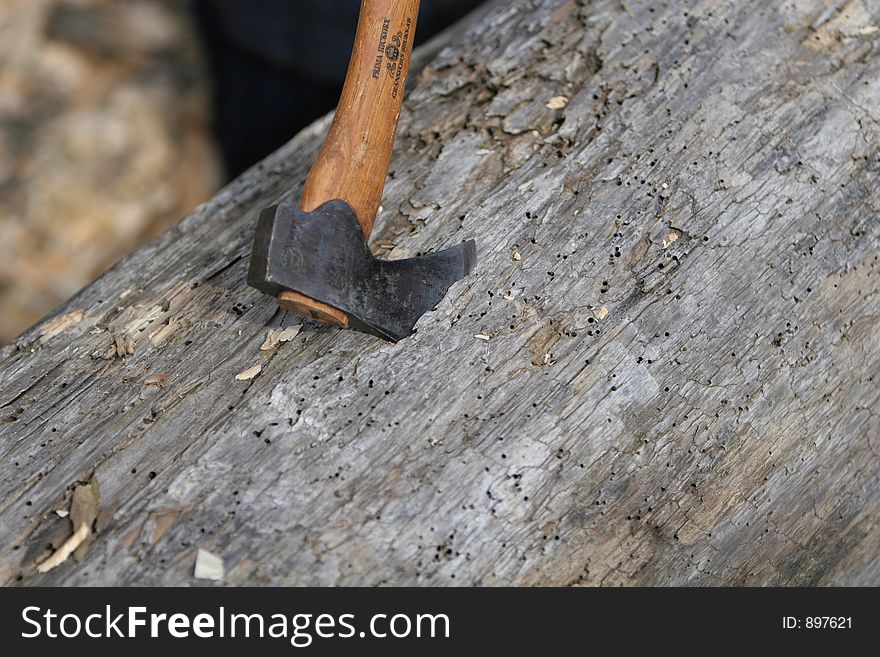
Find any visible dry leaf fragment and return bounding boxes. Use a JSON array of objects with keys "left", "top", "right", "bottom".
[
  {"left": 39, "top": 310, "right": 84, "bottom": 341},
  {"left": 235, "top": 364, "right": 262, "bottom": 380},
  {"left": 260, "top": 325, "right": 302, "bottom": 351},
  {"left": 194, "top": 549, "right": 224, "bottom": 581},
  {"left": 545, "top": 95, "right": 569, "bottom": 109}
]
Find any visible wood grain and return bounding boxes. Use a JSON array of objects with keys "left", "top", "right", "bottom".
[{"left": 1, "top": 0, "right": 878, "bottom": 586}]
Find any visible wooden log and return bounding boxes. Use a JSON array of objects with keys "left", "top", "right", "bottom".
[{"left": 1, "top": 0, "right": 878, "bottom": 586}]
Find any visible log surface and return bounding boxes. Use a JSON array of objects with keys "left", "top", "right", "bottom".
[{"left": 1, "top": 0, "right": 879, "bottom": 586}]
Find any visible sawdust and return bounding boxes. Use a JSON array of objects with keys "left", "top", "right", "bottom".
[{"left": 235, "top": 364, "right": 262, "bottom": 380}]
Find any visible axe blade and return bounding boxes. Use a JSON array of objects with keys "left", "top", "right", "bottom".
[{"left": 248, "top": 199, "right": 476, "bottom": 342}]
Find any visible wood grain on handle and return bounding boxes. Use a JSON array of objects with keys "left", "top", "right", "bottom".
[
  {"left": 280, "top": 0, "right": 420, "bottom": 326},
  {"left": 300, "top": 0, "right": 419, "bottom": 236}
]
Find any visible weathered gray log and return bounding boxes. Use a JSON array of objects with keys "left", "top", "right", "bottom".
[{"left": 1, "top": 0, "right": 878, "bottom": 586}]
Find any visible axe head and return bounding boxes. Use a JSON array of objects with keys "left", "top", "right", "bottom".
[{"left": 247, "top": 200, "right": 476, "bottom": 342}]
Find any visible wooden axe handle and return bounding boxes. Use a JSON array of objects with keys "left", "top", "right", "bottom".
[
  {"left": 280, "top": 0, "right": 419, "bottom": 325},
  {"left": 301, "top": 0, "right": 419, "bottom": 236}
]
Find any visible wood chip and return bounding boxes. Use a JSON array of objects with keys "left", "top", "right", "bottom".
[
  {"left": 39, "top": 310, "right": 84, "bottom": 341},
  {"left": 149, "top": 319, "right": 182, "bottom": 346},
  {"left": 511, "top": 250, "right": 522, "bottom": 261},
  {"left": 36, "top": 476, "right": 101, "bottom": 572},
  {"left": 235, "top": 364, "right": 262, "bottom": 380},
  {"left": 36, "top": 523, "right": 90, "bottom": 573},
  {"left": 55, "top": 509, "right": 69, "bottom": 518},
  {"left": 70, "top": 477, "right": 100, "bottom": 561},
  {"left": 194, "top": 548, "right": 224, "bottom": 581},
  {"left": 260, "top": 325, "right": 302, "bottom": 351},
  {"left": 595, "top": 306, "right": 609, "bottom": 320},
  {"left": 545, "top": 95, "right": 569, "bottom": 109},
  {"left": 111, "top": 333, "right": 135, "bottom": 358},
  {"left": 474, "top": 334, "right": 491, "bottom": 341},
  {"left": 661, "top": 230, "right": 679, "bottom": 250}
]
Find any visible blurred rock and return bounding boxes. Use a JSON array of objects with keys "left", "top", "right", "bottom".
[{"left": 0, "top": 0, "right": 220, "bottom": 343}]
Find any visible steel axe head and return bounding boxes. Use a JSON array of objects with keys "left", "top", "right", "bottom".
[{"left": 247, "top": 199, "right": 476, "bottom": 342}]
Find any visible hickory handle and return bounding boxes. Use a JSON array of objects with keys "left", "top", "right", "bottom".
[{"left": 300, "top": 0, "right": 420, "bottom": 240}]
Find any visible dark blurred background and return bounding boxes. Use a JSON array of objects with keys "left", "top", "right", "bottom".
[
  {"left": 0, "top": 0, "right": 481, "bottom": 343},
  {"left": 195, "top": 0, "right": 480, "bottom": 178}
]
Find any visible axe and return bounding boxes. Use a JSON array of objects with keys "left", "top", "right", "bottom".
[{"left": 247, "top": 0, "right": 476, "bottom": 342}]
